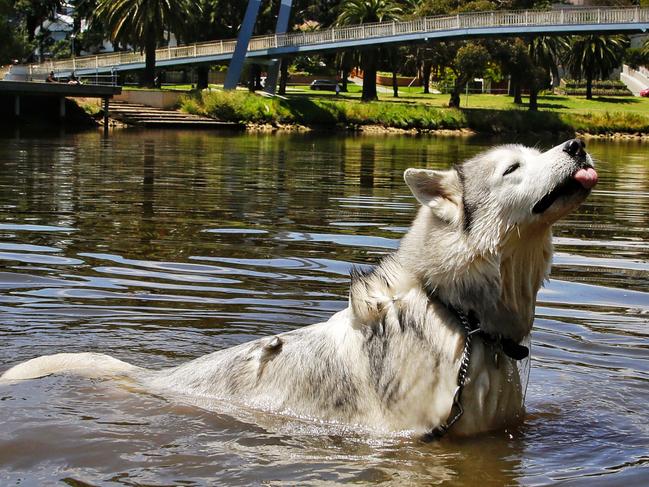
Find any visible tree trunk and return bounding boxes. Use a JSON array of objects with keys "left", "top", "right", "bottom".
[
  {"left": 586, "top": 75, "right": 593, "bottom": 100},
  {"left": 143, "top": 34, "right": 156, "bottom": 88},
  {"left": 196, "top": 66, "right": 209, "bottom": 90},
  {"left": 392, "top": 70, "right": 399, "bottom": 98},
  {"left": 248, "top": 65, "right": 256, "bottom": 92},
  {"left": 422, "top": 60, "right": 432, "bottom": 94},
  {"left": 341, "top": 68, "right": 349, "bottom": 92},
  {"left": 529, "top": 88, "right": 538, "bottom": 111},
  {"left": 255, "top": 67, "right": 263, "bottom": 90},
  {"left": 513, "top": 82, "right": 523, "bottom": 104},
  {"left": 361, "top": 50, "right": 378, "bottom": 102},
  {"left": 551, "top": 64, "right": 560, "bottom": 92},
  {"left": 449, "top": 80, "right": 462, "bottom": 108},
  {"left": 278, "top": 61, "right": 289, "bottom": 95}
]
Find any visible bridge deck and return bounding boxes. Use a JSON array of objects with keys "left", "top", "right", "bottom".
[{"left": 20, "top": 7, "right": 649, "bottom": 77}]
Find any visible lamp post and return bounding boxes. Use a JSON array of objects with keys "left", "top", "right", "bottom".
[{"left": 70, "top": 33, "right": 76, "bottom": 58}]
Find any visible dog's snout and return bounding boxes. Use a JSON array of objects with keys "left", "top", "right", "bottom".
[{"left": 563, "top": 139, "right": 586, "bottom": 158}]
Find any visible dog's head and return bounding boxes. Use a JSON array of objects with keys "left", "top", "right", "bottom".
[{"left": 404, "top": 139, "right": 597, "bottom": 250}]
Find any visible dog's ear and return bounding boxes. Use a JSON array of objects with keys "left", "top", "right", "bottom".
[{"left": 404, "top": 168, "right": 462, "bottom": 222}]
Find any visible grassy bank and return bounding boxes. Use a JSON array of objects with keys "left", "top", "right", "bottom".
[{"left": 179, "top": 89, "right": 649, "bottom": 135}]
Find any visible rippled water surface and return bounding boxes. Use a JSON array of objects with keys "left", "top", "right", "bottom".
[{"left": 0, "top": 130, "right": 647, "bottom": 486}]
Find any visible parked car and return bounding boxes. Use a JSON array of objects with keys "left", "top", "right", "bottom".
[
  {"left": 640, "top": 88, "right": 649, "bottom": 97},
  {"left": 310, "top": 79, "right": 338, "bottom": 91}
]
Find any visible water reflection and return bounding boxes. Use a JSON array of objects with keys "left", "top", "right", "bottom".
[{"left": 0, "top": 131, "right": 647, "bottom": 485}]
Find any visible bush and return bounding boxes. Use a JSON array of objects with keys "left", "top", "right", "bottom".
[
  {"left": 561, "top": 79, "right": 628, "bottom": 89},
  {"left": 558, "top": 79, "right": 632, "bottom": 96},
  {"left": 180, "top": 90, "right": 290, "bottom": 123},
  {"left": 560, "top": 89, "right": 632, "bottom": 96},
  {"left": 560, "top": 111, "right": 649, "bottom": 134}
]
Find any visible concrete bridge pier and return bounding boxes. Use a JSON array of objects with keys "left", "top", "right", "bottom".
[{"left": 14, "top": 95, "right": 20, "bottom": 117}]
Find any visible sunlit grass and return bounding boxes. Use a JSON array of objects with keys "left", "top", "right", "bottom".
[{"left": 178, "top": 85, "right": 649, "bottom": 134}]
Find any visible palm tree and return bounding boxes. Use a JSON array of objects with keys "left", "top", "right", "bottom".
[
  {"left": 564, "top": 35, "right": 629, "bottom": 100},
  {"left": 528, "top": 35, "right": 569, "bottom": 91},
  {"left": 94, "top": 0, "right": 200, "bottom": 87},
  {"left": 336, "top": 0, "right": 402, "bottom": 101}
]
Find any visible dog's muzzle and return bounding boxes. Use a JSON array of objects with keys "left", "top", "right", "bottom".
[
  {"left": 532, "top": 140, "right": 598, "bottom": 214},
  {"left": 563, "top": 138, "right": 587, "bottom": 159}
]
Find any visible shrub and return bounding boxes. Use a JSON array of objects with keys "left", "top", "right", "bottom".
[{"left": 560, "top": 111, "right": 649, "bottom": 134}]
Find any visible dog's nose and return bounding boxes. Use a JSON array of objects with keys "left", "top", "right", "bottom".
[{"left": 563, "top": 139, "right": 586, "bottom": 158}]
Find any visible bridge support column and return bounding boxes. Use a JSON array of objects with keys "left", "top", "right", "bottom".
[
  {"left": 59, "top": 97, "right": 66, "bottom": 119},
  {"left": 265, "top": 0, "right": 293, "bottom": 95},
  {"left": 14, "top": 95, "right": 20, "bottom": 117},
  {"left": 224, "top": 0, "right": 263, "bottom": 90}
]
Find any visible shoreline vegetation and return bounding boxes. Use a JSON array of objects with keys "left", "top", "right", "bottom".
[{"left": 175, "top": 88, "right": 649, "bottom": 138}]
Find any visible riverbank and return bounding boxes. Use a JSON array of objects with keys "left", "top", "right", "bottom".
[{"left": 179, "top": 89, "right": 649, "bottom": 137}]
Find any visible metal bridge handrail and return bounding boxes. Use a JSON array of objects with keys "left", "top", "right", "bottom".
[{"left": 29, "top": 6, "right": 649, "bottom": 74}]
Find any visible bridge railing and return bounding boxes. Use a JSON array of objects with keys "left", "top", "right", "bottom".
[{"left": 30, "top": 7, "right": 649, "bottom": 74}]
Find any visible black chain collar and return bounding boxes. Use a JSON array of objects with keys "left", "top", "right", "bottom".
[
  {"left": 423, "top": 304, "right": 475, "bottom": 441},
  {"left": 422, "top": 296, "right": 529, "bottom": 441}
]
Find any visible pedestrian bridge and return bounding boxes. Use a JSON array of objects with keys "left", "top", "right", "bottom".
[{"left": 23, "top": 7, "right": 649, "bottom": 78}]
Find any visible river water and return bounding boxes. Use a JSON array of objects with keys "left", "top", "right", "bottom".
[{"left": 0, "top": 130, "right": 647, "bottom": 486}]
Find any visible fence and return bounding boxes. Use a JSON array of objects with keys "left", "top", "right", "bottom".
[{"left": 29, "top": 7, "right": 649, "bottom": 75}]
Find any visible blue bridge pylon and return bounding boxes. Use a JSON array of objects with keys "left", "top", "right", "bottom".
[{"left": 224, "top": 0, "right": 294, "bottom": 93}]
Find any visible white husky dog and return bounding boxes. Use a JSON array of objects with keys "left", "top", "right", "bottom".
[{"left": 1, "top": 139, "right": 598, "bottom": 438}]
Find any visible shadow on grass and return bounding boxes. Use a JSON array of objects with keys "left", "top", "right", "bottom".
[
  {"left": 591, "top": 96, "right": 639, "bottom": 104},
  {"left": 463, "top": 108, "right": 574, "bottom": 135},
  {"left": 282, "top": 97, "right": 341, "bottom": 125},
  {"left": 534, "top": 102, "right": 569, "bottom": 110},
  {"left": 539, "top": 95, "right": 570, "bottom": 102}
]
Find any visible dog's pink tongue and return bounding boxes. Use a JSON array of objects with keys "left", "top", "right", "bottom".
[{"left": 574, "top": 167, "right": 598, "bottom": 189}]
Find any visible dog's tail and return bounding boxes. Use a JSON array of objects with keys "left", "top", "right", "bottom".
[{"left": 0, "top": 352, "right": 142, "bottom": 382}]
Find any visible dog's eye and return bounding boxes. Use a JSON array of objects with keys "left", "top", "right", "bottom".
[{"left": 503, "top": 162, "right": 520, "bottom": 176}]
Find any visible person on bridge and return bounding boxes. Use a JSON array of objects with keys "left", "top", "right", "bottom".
[{"left": 46, "top": 71, "right": 57, "bottom": 83}]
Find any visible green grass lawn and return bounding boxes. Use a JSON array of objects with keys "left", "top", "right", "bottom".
[
  {"left": 287, "top": 84, "right": 649, "bottom": 117},
  {"left": 176, "top": 83, "right": 649, "bottom": 134}
]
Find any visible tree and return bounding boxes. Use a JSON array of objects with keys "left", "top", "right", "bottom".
[
  {"left": 624, "top": 47, "right": 649, "bottom": 70},
  {"left": 564, "top": 35, "right": 629, "bottom": 100},
  {"left": 448, "top": 42, "right": 489, "bottom": 108},
  {"left": 527, "top": 64, "right": 548, "bottom": 111},
  {"left": 93, "top": 0, "right": 200, "bottom": 87},
  {"left": 490, "top": 39, "right": 529, "bottom": 104},
  {"left": 14, "top": 0, "right": 61, "bottom": 42},
  {"left": 336, "top": 0, "right": 402, "bottom": 101},
  {"left": 527, "top": 35, "right": 569, "bottom": 91},
  {"left": 0, "top": 0, "right": 33, "bottom": 63}
]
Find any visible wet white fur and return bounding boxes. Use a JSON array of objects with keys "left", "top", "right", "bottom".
[{"left": 0, "top": 141, "right": 594, "bottom": 437}]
